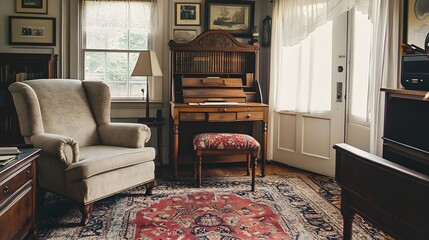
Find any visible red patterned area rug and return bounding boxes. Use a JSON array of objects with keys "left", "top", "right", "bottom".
[{"left": 37, "top": 174, "right": 389, "bottom": 240}]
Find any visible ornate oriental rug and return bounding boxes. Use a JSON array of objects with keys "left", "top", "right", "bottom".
[{"left": 37, "top": 174, "right": 389, "bottom": 239}]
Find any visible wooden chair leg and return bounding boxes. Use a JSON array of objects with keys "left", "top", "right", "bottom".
[
  {"left": 251, "top": 156, "right": 256, "bottom": 192},
  {"left": 197, "top": 155, "right": 202, "bottom": 188},
  {"left": 145, "top": 181, "right": 155, "bottom": 196},
  {"left": 80, "top": 203, "right": 93, "bottom": 225}
]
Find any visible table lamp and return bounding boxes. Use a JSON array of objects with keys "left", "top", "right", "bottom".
[{"left": 131, "top": 51, "right": 163, "bottom": 121}]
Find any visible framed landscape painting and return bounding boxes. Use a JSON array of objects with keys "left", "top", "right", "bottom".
[
  {"left": 16, "top": 0, "right": 48, "bottom": 14},
  {"left": 175, "top": 3, "right": 201, "bottom": 26},
  {"left": 205, "top": 0, "right": 254, "bottom": 38}
]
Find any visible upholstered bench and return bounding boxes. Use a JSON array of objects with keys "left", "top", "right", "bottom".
[{"left": 193, "top": 133, "right": 260, "bottom": 191}]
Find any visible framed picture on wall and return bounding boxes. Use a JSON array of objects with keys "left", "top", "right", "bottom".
[
  {"left": 9, "top": 16, "right": 56, "bottom": 46},
  {"left": 175, "top": 3, "right": 201, "bottom": 26},
  {"left": 205, "top": 0, "right": 254, "bottom": 38},
  {"left": 403, "top": 0, "right": 429, "bottom": 49},
  {"left": 173, "top": 29, "right": 198, "bottom": 43},
  {"left": 16, "top": 0, "right": 48, "bottom": 14}
]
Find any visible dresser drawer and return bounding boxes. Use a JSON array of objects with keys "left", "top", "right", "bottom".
[
  {"left": 208, "top": 113, "right": 236, "bottom": 122},
  {"left": 237, "top": 111, "right": 264, "bottom": 120},
  {"left": 0, "top": 163, "right": 33, "bottom": 204},
  {"left": 180, "top": 113, "right": 206, "bottom": 121},
  {"left": 182, "top": 77, "right": 243, "bottom": 87},
  {"left": 0, "top": 183, "right": 33, "bottom": 240}
]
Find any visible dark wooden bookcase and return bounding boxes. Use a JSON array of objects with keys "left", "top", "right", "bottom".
[{"left": 0, "top": 53, "right": 57, "bottom": 145}]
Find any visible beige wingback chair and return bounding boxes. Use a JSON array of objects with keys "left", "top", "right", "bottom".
[{"left": 9, "top": 79, "right": 155, "bottom": 224}]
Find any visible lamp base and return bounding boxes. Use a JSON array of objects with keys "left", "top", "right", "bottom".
[{"left": 138, "top": 117, "right": 156, "bottom": 122}]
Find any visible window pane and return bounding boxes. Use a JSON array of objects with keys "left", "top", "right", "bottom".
[
  {"left": 82, "top": 0, "right": 152, "bottom": 99},
  {"left": 350, "top": 9, "right": 372, "bottom": 121},
  {"left": 129, "top": 52, "right": 147, "bottom": 98}
]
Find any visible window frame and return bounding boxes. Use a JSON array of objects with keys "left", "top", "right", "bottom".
[{"left": 79, "top": 0, "right": 162, "bottom": 102}]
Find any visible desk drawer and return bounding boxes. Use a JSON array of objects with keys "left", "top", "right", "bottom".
[
  {"left": 237, "top": 112, "right": 264, "bottom": 120},
  {"left": 0, "top": 163, "right": 33, "bottom": 204},
  {"left": 180, "top": 113, "right": 206, "bottom": 121},
  {"left": 208, "top": 113, "right": 236, "bottom": 122}
]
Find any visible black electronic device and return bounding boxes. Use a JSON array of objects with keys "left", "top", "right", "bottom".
[
  {"left": 156, "top": 109, "right": 162, "bottom": 120},
  {"left": 401, "top": 55, "right": 429, "bottom": 90}
]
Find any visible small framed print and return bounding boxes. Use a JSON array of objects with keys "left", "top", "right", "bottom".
[
  {"left": 175, "top": 3, "right": 201, "bottom": 26},
  {"left": 16, "top": 0, "right": 48, "bottom": 14},
  {"left": 9, "top": 16, "right": 56, "bottom": 46},
  {"left": 173, "top": 29, "right": 198, "bottom": 43}
]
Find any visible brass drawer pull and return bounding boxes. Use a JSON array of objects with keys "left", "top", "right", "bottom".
[
  {"left": 3, "top": 186, "right": 9, "bottom": 194},
  {"left": 246, "top": 114, "right": 251, "bottom": 118}
]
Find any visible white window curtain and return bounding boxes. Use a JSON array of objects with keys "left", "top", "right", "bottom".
[
  {"left": 271, "top": 13, "right": 333, "bottom": 113},
  {"left": 368, "top": 0, "right": 400, "bottom": 155},
  {"left": 281, "top": 0, "right": 356, "bottom": 47},
  {"left": 83, "top": 0, "right": 158, "bottom": 43}
]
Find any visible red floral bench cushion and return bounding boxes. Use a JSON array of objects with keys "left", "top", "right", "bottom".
[{"left": 193, "top": 133, "right": 260, "bottom": 151}]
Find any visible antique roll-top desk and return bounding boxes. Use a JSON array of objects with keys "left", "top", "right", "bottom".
[{"left": 169, "top": 30, "right": 268, "bottom": 178}]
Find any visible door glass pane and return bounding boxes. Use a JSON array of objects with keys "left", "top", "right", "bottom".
[
  {"left": 350, "top": 9, "right": 372, "bottom": 121},
  {"left": 276, "top": 21, "right": 333, "bottom": 113}
]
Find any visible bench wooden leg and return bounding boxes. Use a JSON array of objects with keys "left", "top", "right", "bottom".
[
  {"left": 251, "top": 156, "right": 256, "bottom": 192},
  {"left": 197, "top": 155, "right": 202, "bottom": 188},
  {"left": 193, "top": 156, "right": 197, "bottom": 179},
  {"left": 246, "top": 155, "right": 251, "bottom": 176}
]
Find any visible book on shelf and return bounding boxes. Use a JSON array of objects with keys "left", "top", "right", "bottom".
[
  {"left": 0, "top": 155, "right": 16, "bottom": 166},
  {"left": 0, "top": 146, "right": 20, "bottom": 155}
]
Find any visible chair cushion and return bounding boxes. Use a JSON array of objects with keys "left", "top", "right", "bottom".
[
  {"left": 193, "top": 133, "right": 260, "bottom": 151},
  {"left": 65, "top": 145, "right": 155, "bottom": 183}
]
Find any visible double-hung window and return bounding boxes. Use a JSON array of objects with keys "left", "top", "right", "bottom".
[{"left": 82, "top": 0, "right": 158, "bottom": 99}]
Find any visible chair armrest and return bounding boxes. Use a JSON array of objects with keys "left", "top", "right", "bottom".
[
  {"left": 98, "top": 123, "right": 151, "bottom": 148},
  {"left": 31, "top": 133, "right": 79, "bottom": 165}
]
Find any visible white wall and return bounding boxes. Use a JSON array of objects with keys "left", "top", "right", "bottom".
[{"left": 0, "top": 0, "right": 61, "bottom": 55}]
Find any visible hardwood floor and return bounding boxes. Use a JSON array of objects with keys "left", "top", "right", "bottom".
[{"left": 157, "top": 160, "right": 312, "bottom": 179}]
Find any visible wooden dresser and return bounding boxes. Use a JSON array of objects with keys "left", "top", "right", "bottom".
[
  {"left": 0, "top": 148, "right": 40, "bottom": 240},
  {"left": 169, "top": 31, "right": 268, "bottom": 178},
  {"left": 334, "top": 88, "right": 429, "bottom": 240},
  {"left": 381, "top": 88, "right": 429, "bottom": 174}
]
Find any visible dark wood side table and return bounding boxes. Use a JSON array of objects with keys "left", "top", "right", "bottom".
[
  {"left": 138, "top": 118, "right": 164, "bottom": 175},
  {"left": 0, "top": 148, "right": 40, "bottom": 240}
]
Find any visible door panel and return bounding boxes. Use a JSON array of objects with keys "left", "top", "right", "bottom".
[
  {"left": 302, "top": 116, "right": 330, "bottom": 159},
  {"left": 272, "top": 14, "right": 347, "bottom": 177},
  {"left": 278, "top": 114, "right": 296, "bottom": 152}
]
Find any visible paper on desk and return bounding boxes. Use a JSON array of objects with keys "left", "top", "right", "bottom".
[{"left": 199, "top": 102, "right": 240, "bottom": 105}]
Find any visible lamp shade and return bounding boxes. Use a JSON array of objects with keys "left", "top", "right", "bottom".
[{"left": 131, "top": 51, "right": 163, "bottom": 77}]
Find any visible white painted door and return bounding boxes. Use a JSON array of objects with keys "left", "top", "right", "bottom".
[{"left": 272, "top": 14, "right": 347, "bottom": 177}]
